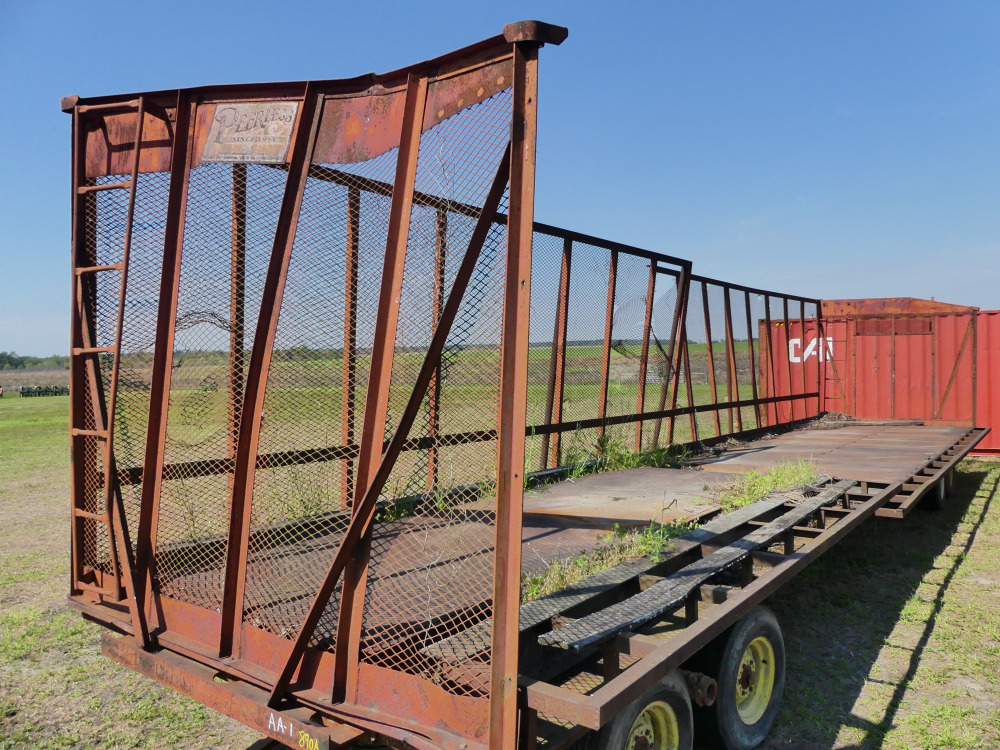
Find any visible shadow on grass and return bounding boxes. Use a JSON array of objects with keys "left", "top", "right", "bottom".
[{"left": 757, "top": 467, "right": 998, "bottom": 750}]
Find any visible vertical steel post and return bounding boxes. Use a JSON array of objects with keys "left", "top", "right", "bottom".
[
  {"left": 134, "top": 93, "right": 195, "bottom": 638},
  {"left": 724, "top": 285, "right": 741, "bottom": 433},
  {"left": 427, "top": 208, "right": 447, "bottom": 493},
  {"left": 101, "top": 96, "right": 147, "bottom": 618},
  {"left": 702, "top": 281, "right": 722, "bottom": 437},
  {"left": 744, "top": 291, "right": 761, "bottom": 429},
  {"left": 334, "top": 74, "right": 429, "bottom": 702},
  {"left": 634, "top": 261, "right": 656, "bottom": 451},
  {"left": 341, "top": 186, "right": 360, "bottom": 508},
  {"left": 762, "top": 294, "right": 774, "bottom": 426},
  {"left": 491, "top": 39, "right": 538, "bottom": 750},
  {"left": 220, "top": 85, "right": 324, "bottom": 659},
  {"left": 783, "top": 298, "right": 794, "bottom": 423},
  {"left": 597, "top": 250, "right": 618, "bottom": 444},
  {"left": 798, "top": 301, "right": 808, "bottom": 417},
  {"left": 541, "top": 238, "right": 570, "bottom": 469},
  {"left": 664, "top": 267, "right": 692, "bottom": 444},
  {"left": 228, "top": 163, "right": 247, "bottom": 476},
  {"left": 652, "top": 266, "right": 690, "bottom": 447},
  {"left": 69, "top": 107, "right": 88, "bottom": 593},
  {"left": 815, "top": 302, "right": 824, "bottom": 414},
  {"left": 681, "top": 333, "right": 697, "bottom": 442}
]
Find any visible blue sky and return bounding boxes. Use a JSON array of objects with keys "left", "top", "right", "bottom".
[{"left": 2, "top": 1, "right": 999, "bottom": 356}]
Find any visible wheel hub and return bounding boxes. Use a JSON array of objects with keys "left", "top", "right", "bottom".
[
  {"left": 625, "top": 700, "right": 680, "bottom": 750},
  {"left": 734, "top": 636, "right": 776, "bottom": 725}
]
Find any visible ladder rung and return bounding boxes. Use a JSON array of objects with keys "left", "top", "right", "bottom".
[
  {"left": 75, "top": 580, "right": 114, "bottom": 596},
  {"left": 73, "top": 345, "right": 116, "bottom": 356},
  {"left": 75, "top": 263, "right": 123, "bottom": 275},
  {"left": 77, "top": 99, "right": 141, "bottom": 115},
  {"left": 77, "top": 181, "right": 133, "bottom": 195},
  {"left": 71, "top": 428, "right": 108, "bottom": 439},
  {"left": 75, "top": 509, "right": 110, "bottom": 523}
]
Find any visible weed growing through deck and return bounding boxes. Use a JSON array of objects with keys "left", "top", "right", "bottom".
[
  {"left": 715, "top": 458, "right": 819, "bottom": 511},
  {"left": 520, "top": 518, "right": 696, "bottom": 603},
  {"left": 561, "top": 427, "right": 690, "bottom": 481}
]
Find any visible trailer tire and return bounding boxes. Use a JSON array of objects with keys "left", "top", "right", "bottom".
[
  {"left": 692, "top": 606, "right": 784, "bottom": 750},
  {"left": 597, "top": 671, "right": 693, "bottom": 750}
]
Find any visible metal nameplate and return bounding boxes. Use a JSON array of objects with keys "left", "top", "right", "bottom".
[{"left": 202, "top": 101, "right": 299, "bottom": 164}]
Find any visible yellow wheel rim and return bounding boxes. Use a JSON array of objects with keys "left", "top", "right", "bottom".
[
  {"left": 625, "top": 699, "right": 680, "bottom": 750},
  {"left": 735, "top": 636, "right": 776, "bottom": 725}
]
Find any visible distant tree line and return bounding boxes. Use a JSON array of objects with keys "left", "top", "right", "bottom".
[{"left": 0, "top": 352, "right": 70, "bottom": 370}]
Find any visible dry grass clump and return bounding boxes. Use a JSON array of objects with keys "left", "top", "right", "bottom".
[
  {"left": 520, "top": 519, "right": 695, "bottom": 603},
  {"left": 715, "top": 458, "right": 819, "bottom": 511}
]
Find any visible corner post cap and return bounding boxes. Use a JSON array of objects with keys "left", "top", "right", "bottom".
[
  {"left": 503, "top": 21, "right": 569, "bottom": 46},
  {"left": 61, "top": 95, "right": 80, "bottom": 113}
]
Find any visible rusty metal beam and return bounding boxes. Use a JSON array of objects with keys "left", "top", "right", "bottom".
[
  {"left": 634, "top": 261, "right": 657, "bottom": 451},
  {"left": 744, "top": 290, "right": 760, "bottom": 429},
  {"left": 427, "top": 208, "right": 447, "bottom": 493},
  {"left": 334, "top": 73, "right": 429, "bottom": 704},
  {"left": 491, "top": 40, "right": 537, "bottom": 750},
  {"left": 134, "top": 91, "right": 195, "bottom": 640},
  {"left": 219, "top": 84, "right": 325, "bottom": 659},
  {"left": 541, "top": 238, "right": 571, "bottom": 470},
  {"left": 341, "top": 185, "right": 360, "bottom": 509},
  {"left": 701, "top": 282, "right": 722, "bottom": 437}
]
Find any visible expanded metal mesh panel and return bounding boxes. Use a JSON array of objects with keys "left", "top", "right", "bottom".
[
  {"left": 638, "top": 272, "right": 679, "bottom": 450},
  {"left": 154, "top": 162, "right": 287, "bottom": 608},
  {"left": 524, "top": 231, "right": 563, "bottom": 471},
  {"left": 112, "top": 173, "right": 171, "bottom": 549},
  {"left": 561, "top": 242, "right": 609, "bottom": 431},
  {"left": 606, "top": 253, "right": 652, "bottom": 421},
  {"left": 354, "top": 88, "right": 513, "bottom": 697},
  {"left": 242, "top": 149, "right": 398, "bottom": 639}
]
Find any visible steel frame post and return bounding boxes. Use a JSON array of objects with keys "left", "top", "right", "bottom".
[
  {"left": 723, "top": 285, "right": 741, "bottom": 433},
  {"left": 427, "top": 208, "right": 447, "bottom": 493},
  {"left": 341, "top": 186, "right": 360, "bottom": 508},
  {"left": 652, "top": 265, "right": 690, "bottom": 447},
  {"left": 228, "top": 163, "right": 247, "bottom": 478},
  {"left": 701, "top": 282, "right": 722, "bottom": 437},
  {"left": 680, "top": 334, "right": 697, "bottom": 442},
  {"left": 333, "top": 74, "right": 429, "bottom": 702},
  {"left": 69, "top": 107, "right": 90, "bottom": 594},
  {"left": 815, "top": 302, "right": 824, "bottom": 414},
  {"left": 491, "top": 40, "right": 538, "bottom": 750},
  {"left": 540, "top": 238, "right": 570, "bottom": 469},
  {"left": 220, "top": 84, "right": 325, "bottom": 659},
  {"left": 597, "top": 250, "right": 618, "bottom": 445},
  {"left": 634, "top": 262, "right": 656, "bottom": 451},
  {"left": 798, "top": 302, "right": 808, "bottom": 418},
  {"left": 762, "top": 294, "right": 774, "bottom": 426},
  {"left": 100, "top": 95, "right": 147, "bottom": 625},
  {"left": 744, "top": 291, "right": 761, "bottom": 429},
  {"left": 783, "top": 298, "right": 793, "bottom": 424},
  {"left": 666, "top": 267, "right": 692, "bottom": 444},
  {"left": 134, "top": 93, "right": 195, "bottom": 640}
]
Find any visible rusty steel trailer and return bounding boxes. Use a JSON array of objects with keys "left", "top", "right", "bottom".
[{"left": 64, "top": 21, "right": 989, "bottom": 750}]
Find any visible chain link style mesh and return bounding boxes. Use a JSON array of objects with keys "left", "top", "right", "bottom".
[
  {"left": 242, "top": 147, "right": 398, "bottom": 639},
  {"left": 153, "top": 162, "right": 288, "bottom": 609},
  {"left": 353, "top": 88, "right": 513, "bottom": 697}
]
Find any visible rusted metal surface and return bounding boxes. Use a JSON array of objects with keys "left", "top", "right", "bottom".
[
  {"left": 974, "top": 310, "right": 1000, "bottom": 454},
  {"left": 765, "top": 305, "right": 977, "bottom": 427}
]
